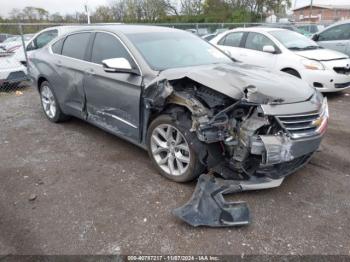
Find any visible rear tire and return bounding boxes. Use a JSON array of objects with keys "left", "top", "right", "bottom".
[
  {"left": 40, "top": 81, "right": 69, "bottom": 123},
  {"left": 146, "top": 114, "right": 205, "bottom": 182}
]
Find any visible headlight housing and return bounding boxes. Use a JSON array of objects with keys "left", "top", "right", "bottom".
[{"left": 301, "top": 59, "right": 324, "bottom": 70}]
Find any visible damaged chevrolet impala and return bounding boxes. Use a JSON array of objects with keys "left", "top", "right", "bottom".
[{"left": 29, "top": 25, "right": 328, "bottom": 227}]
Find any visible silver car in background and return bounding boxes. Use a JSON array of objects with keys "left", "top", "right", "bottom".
[{"left": 312, "top": 20, "right": 350, "bottom": 56}]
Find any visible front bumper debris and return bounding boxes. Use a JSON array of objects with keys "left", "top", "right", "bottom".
[{"left": 173, "top": 174, "right": 285, "bottom": 227}]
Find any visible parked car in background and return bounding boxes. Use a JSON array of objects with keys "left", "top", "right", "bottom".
[
  {"left": 211, "top": 27, "right": 350, "bottom": 92},
  {"left": 0, "top": 55, "right": 27, "bottom": 88},
  {"left": 312, "top": 20, "right": 350, "bottom": 56},
  {"left": 202, "top": 29, "right": 230, "bottom": 41},
  {"left": 13, "top": 26, "right": 81, "bottom": 65},
  {"left": 29, "top": 25, "right": 327, "bottom": 187},
  {"left": 297, "top": 24, "right": 325, "bottom": 34},
  {"left": 202, "top": 33, "right": 217, "bottom": 41},
  {"left": 0, "top": 34, "right": 34, "bottom": 53},
  {"left": 0, "top": 35, "right": 20, "bottom": 50},
  {"left": 0, "top": 34, "right": 13, "bottom": 43}
]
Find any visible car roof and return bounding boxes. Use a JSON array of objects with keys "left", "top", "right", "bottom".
[
  {"left": 228, "top": 27, "right": 286, "bottom": 33},
  {"left": 327, "top": 19, "right": 350, "bottom": 27},
  {"left": 48, "top": 24, "right": 186, "bottom": 35}
]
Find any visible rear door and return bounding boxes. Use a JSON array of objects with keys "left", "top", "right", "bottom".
[
  {"left": 316, "top": 23, "right": 350, "bottom": 56},
  {"left": 51, "top": 32, "right": 92, "bottom": 117},
  {"left": 241, "top": 32, "right": 278, "bottom": 69},
  {"left": 215, "top": 31, "right": 245, "bottom": 60},
  {"left": 84, "top": 32, "right": 143, "bottom": 141}
]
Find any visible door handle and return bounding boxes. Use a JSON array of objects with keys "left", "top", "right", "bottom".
[
  {"left": 56, "top": 60, "right": 62, "bottom": 67},
  {"left": 336, "top": 43, "right": 346, "bottom": 46}
]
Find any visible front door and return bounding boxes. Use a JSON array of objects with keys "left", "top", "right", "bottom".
[
  {"left": 241, "top": 32, "right": 278, "bottom": 69},
  {"left": 84, "top": 32, "right": 143, "bottom": 142}
]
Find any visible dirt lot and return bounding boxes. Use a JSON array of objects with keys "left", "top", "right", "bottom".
[{"left": 0, "top": 87, "right": 349, "bottom": 255}]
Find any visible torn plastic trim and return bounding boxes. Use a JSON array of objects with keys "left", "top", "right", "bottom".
[
  {"left": 251, "top": 134, "right": 323, "bottom": 165},
  {"left": 172, "top": 174, "right": 284, "bottom": 227}
]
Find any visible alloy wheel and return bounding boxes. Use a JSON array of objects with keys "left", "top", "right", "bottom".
[
  {"left": 150, "top": 124, "right": 191, "bottom": 176},
  {"left": 40, "top": 85, "right": 57, "bottom": 119}
]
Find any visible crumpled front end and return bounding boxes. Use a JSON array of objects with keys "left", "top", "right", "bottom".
[
  {"left": 143, "top": 73, "right": 328, "bottom": 227},
  {"left": 192, "top": 90, "right": 328, "bottom": 181}
]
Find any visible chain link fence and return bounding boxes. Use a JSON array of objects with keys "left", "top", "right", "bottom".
[
  {"left": 0, "top": 21, "right": 330, "bottom": 94},
  {"left": 0, "top": 23, "right": 63, "bottom": 93}
]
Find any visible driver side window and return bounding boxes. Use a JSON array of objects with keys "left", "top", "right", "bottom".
[
  {"left": 91, "top": 32, "right": 133, "bottom": 66},
  {"left": 245, "top": 32, "right": 276, "bottom": 51},
  {"left": 319, "top": 24, "right": 350, "bottom": 41}
]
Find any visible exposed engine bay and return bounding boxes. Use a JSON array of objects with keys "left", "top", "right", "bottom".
[{"left": 144, "top": 76, "right": 328, "bottom": 227}]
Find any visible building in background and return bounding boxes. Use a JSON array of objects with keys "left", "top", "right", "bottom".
[{"left": 293, "top": 4, "right": 350, "bottom": 23}]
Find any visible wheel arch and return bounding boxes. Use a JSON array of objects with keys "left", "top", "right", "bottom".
[
  {"left": 280, "top": 67, "right": 301, "bottom": 78},
  {"left": 37, "top": 76, "right": 48, "bottom": 91}
]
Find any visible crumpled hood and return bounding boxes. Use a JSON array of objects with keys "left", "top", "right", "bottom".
[
  {"left": 295, "top": 49, "right": 348, "bottom": 61},
  {"left": 147, "top": 63, "right": 314, "bottom": 104}
]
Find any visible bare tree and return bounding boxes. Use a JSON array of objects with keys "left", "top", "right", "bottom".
[
  {"left": 181, "top": 0, "right": 203, "bottom": 16},
  {"left": 93, "top": 6, "right": 114, "bottom": 22}
]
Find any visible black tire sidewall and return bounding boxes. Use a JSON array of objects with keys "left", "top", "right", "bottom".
[{"left": 146, "top": 114, "right": 205, "bottom": 182}]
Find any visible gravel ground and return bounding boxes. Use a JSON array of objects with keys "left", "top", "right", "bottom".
[{"left": 0, "top": 87, "right": 349, "bottom": 255}]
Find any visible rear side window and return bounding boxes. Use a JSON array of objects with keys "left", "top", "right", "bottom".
[
  {"left": 91, "top": 32, "right": 133, "bottom": 64},
  {"left": 51, "top": 38, "right": 64, "bottom": 54},
  {"left": 62, "top": 32, "right": 91, "bottom": 60},
  {"left": 218, "top": 32, "right": 244, "bottom": 47}
]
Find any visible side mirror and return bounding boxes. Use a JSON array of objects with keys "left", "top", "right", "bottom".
[
  {"left": 263, "top": 45, "right": 276, "bottom": 54},
  {"left": 312, "top": 34, "right": 319, "bottom": 41},
  {"left": 102, "top": 58, "right": 139, "bottom": 75}
]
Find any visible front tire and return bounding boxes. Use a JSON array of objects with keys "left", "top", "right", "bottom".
[
  {"left": 146, "top": 114, "right": 205, "bottom": 182},
  {"left": 40, "top": 81, "right": 69, "bottom": 123}
]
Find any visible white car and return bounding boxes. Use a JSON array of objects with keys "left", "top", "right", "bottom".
[
  {"left": 0, "top": 56, "right": 27, "bottom": 88},
  {"left": 13, "top": 26, "right": 82, "bottom": 65},
  {"left": 210, "top": 27, "right": 350, "bottom": 92},
  {"left": 0, "top": 34, "right": 34, "bottom": 53}
]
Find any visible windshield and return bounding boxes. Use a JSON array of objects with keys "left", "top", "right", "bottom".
[
  {"left": 127, "top": 31, "right": 233, "bottom": 71},
  {"left": 270, "top": 30, "right": 320, "bottom": 50}
]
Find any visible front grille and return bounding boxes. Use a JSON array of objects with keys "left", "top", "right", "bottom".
[
  {"left": 276, "top": 112, "right": 320, "bottom": 139},
  {"left": 333, "top": 67, "right": 350, "bottom": 75}
]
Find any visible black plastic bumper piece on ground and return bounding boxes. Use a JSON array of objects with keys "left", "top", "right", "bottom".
[{"left": 172, "top": 174, "right": 250, "bottom": 227}]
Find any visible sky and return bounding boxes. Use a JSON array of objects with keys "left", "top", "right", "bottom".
[
  {"left": 0, "top": 0, "right": 108, "bottom": 17},
  {"left": 292, "top": 0, "right": 350, "bottom": 9},
  {"left": 0, "top": 0, "right": 349, "bottom": 17}
]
